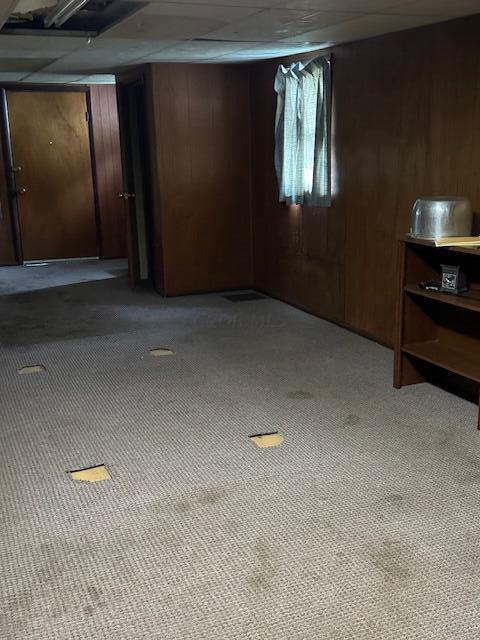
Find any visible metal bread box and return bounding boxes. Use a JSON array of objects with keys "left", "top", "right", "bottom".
[{"left": 410, "top": 197, "right": 472, "bottom": 240}]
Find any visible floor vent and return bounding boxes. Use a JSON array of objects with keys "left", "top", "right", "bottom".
[{"left": 223, "top": 292, "right": 266, "bottom": 302}]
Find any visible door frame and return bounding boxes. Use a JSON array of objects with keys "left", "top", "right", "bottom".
[
  {"left": 116, "top": 66, "right": 164, "bottom": 293},
  {"left": 1, "top": 83, "right": 101, "bottom": 264},
  {"left": 116, "top": 68, "right": 157, "bottom": 289},
  {"left": 116, "top": 73, "right": 142, "bottom": 287},
  {"left": 0, "top": 89, "right": 22, "bottom": 263}
]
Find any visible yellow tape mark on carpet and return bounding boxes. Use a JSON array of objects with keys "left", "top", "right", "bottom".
[
  {"left": 18, "top": 364, "right": 46, "bottom": 375},
  {"left": 149, "top": 348, "right": 174, "bottom": 357},
  {"left": 69, "top": 465, "right": 111, "bottom": 483},
  {"left": 249, "top": 432, "right": 284, "bottom": 448}
]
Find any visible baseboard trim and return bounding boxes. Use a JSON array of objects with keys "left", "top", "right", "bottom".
[{"left": 23, "top": 256, "right": 99, "bottom": 265}]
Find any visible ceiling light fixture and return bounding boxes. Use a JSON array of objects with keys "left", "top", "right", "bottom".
[{"left": 44, "top": 0, "right": 89, "bottom": 28}]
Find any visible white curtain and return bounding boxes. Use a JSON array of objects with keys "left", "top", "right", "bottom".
[{"left": 274, "top": 56, "right": 331, "bottom": 207}]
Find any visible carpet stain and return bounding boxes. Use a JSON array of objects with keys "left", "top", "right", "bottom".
[
  {"left": 4, "top": 541, "right": 73, "bottom": 627},
  {"left": 285, "top": 390, "right": 313, "bottom": 399},
  {"left": 83, "top": 584, "right": 103, "bottom": 617},
  {"left": 197, "top": 488, "right": 227, "bottom": 506},
  {"left": 4, "top": 538, "right": 112, "bottom": 634},
  {"left": 369, "top": 540, "right": 411, "bottom": 585},
  {"left": 437, "top": 432, "right": 456, "bottom": 448},
  {"left": 247, "top": 540, "right": 278, "bottom": 591},
  {"left": 344, "top": 414, "right": 360, "bottom": 427},
  {"left": 175, "top": 488, "right": 227, "bottom": 513},
  {"left": 87, "top": 585, "right": 101, "bottom": 600},
  {"left": 174, "top": 499, "right": 192, "bottom": 513},
  {"left": 384, "top": 494, "right": 404, "bottom": 504}
]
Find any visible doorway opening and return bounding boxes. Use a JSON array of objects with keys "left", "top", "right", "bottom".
[{"left": 117, "top": 75, "right": 154, "bottom": 289}]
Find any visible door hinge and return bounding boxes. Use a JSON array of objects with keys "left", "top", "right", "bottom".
[{"left": 86, "top": 111, "right": 90, "bottom": 123}]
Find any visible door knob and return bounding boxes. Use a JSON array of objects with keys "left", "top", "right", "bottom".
[
  {"left": 119, "top": 192, "right": 135, "bottom": 200},
  {"left": 16, "top": 187, "right": 27, "bottom": 195},
  {"left": 11, "top": 165, "right": 22, "bottom": 173}
]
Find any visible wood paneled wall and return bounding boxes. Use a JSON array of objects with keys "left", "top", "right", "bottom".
[
  {"left": 149, "top": 63, "right": 252, "bottom": 295},
  {"left": 89, "top": 84, "right": 126, "bottom": 258},
  {"left": 250, "top": 14, "right": 480, "bottom": 346}
]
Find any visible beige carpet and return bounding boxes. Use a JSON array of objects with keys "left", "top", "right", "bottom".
[{"left": 0, "top": 260, "right": 479, "bottom": 639}]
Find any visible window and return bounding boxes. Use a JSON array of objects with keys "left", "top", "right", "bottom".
[{"left": 274, "top": 56, "right": 331, "bottom": 207}]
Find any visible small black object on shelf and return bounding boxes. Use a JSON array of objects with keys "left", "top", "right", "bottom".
[
  {"left": 419, "top": 280, "right": 441, "bottom": 291},
  {"left": 440, "top": 264, "right": 467, "bottom": 295}
]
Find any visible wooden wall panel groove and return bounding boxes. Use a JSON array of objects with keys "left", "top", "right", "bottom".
[{"left": 250, "top": 14, "right": 480, "bottom": 346}]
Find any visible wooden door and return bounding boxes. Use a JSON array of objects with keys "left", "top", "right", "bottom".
[
  {"left": 7, "top": 90, "right": 97, "bottom": 261},
  {"left": 89, "top": 85, "right": 127, "bottom": 259}
]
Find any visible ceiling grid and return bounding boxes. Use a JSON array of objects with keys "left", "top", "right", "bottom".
[{"left": 0, "top": 0, "right": 478, "bottom": 83}]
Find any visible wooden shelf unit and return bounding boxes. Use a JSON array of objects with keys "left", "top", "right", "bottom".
[
  {"left": 394, "top": 236, "right": 480, "bottom": 428},
  {"left": 403, "top": 284, "right": 480, "bottom": 313}
]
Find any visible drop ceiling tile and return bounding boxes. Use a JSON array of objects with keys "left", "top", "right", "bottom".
[
  {"left": 142, "top": 40, "right": 256, "bottom": 61},
  {"left": 129, "top": 0, "right": 276, "bottom": 5},
  {"left": 142, "top": 2, "right": 260, "bottom": 21},
  {"left": 39, "top": 56, "right": 137, "bottom": 74},
  {"left": 101, "top": 7, "right": 231, "bottom": 40},
  {"left": 0, "top": 34, "right": 85, "bottom": 58},
  {"left": 74, "top": 74, "right": 116, "bottom": 84},
  {"left": 38, "top": 39, "right": 179, "bottom": 73},
  {"left": 21, "top": 73, "right": 86, "bottom": 83},
  {"left": 282, "top": 12, "right": 446, "bottom": 45},
  {"left": 15, "top": 0, "right": 56, "bottom": 10},
  {"left": 0, "top": 1, "right": 21, "bottom": 28},
  {"left": 383, "top": 0, "right": 480, "bottom": 17},
  {"left": 203, "top": 9, "right": 358, "bottom": 42},
  {"left": 214, "top": 41, "right": 323, "bottom": 61},
  {"left": 0, "top": 71, "right": 29, "bottom": 81},
  {"left": 0, "top": 58, "right": 54, "bottom": 72},
  {"left": 69, "top": 40, "right": 177, "bottom": 59},
  {"left": 243, "top": 41, "right": 325, "bottom": 54},
  {"left": 271, "top": 0, "right": 421, "bottom": 10},
  {"left": 81, "top": 36, "right": 177, "bottom": 54},
  {"left": 137, "top": 51, "right": 215, "bottom": 62}
]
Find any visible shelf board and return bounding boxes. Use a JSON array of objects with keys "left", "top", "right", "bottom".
[
  {"left": 402, "top": 340, "right": 480, "bottom": 383},
  {"left": 405, "top": 284, "right": 480, "bottom": 313},
  {"left": 403, "top": 235, "right": 480, "bottom": 256}
]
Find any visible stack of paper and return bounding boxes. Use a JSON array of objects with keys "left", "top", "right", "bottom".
[{"left": 434, "top": 236, "right": 480, "bottom": 247}]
